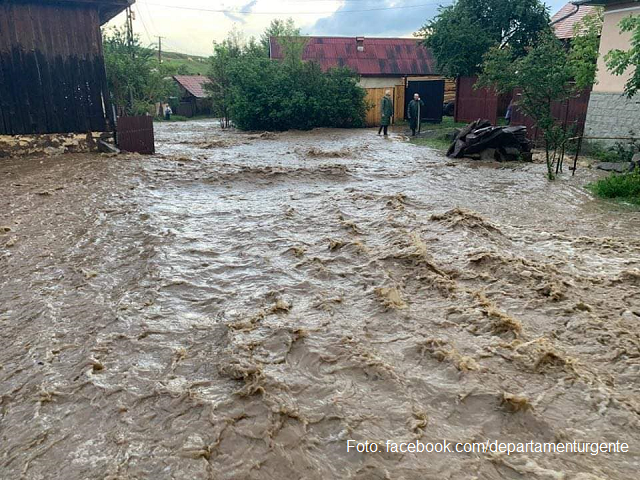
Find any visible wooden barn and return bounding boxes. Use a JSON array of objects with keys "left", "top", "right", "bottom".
[
  {"left": 0, "top": 0, "right": 133, "bottom": 135},
  {"left": 173, "top": 75, "right": 213, "bottom": 118}
]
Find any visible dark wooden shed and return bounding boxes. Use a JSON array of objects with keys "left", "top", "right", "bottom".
[{"left": 0, "top": 0, "right": 132, "bottom": 135}]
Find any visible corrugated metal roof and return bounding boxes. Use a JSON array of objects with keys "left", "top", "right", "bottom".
[
  {"left": 552, "top": 3, "right": 597, "bottom": 39},
  {"left": 173, "top": 75, "right": 211, "bottom": 99},
  {"left": 269, "top": 36, "right": 438, "bottom": 76}
]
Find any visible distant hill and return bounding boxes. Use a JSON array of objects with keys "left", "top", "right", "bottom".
[{"left": 158, "top": 50, "right": 209, "bottom": 76}]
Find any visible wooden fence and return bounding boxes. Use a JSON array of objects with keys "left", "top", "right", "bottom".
[{"left": 364, "top": 87, "right": 405, "bottom": 127}]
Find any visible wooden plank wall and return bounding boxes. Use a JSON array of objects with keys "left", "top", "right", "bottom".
[
  {"left": 0, "top": 2, "right": 110, "bottom": 135},
  {"left": 365, "top": 87, "right": 403, "bottom": 127}
]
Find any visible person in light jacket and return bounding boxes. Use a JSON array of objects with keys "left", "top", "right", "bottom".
[{"left": 378, "top": 90, "right": 393, "bottom": 136}]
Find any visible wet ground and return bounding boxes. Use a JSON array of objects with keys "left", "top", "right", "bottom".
[{"left": 1, "top": 119, "right": 639, "bottom": 479}]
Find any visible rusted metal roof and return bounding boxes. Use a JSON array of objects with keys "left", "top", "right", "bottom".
[
  {"left": 269, "top": 37, "right": 438, "bottom": 76},
  {"left": 551, "top": 3, "right": 597, "bottom": 39},
  {"left": 173, "top": 75, "right": 211, "bottom": 99}
]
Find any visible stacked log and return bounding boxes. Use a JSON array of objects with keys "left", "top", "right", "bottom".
[{"left": 447, "top": 119, "right": 532, "bottom": 162}]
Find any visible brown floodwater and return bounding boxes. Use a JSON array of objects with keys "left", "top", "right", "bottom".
[{"left": 1, "top": 119, "right": 639, "bottom": 479}]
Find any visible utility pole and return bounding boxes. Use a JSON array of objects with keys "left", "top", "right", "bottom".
[
  {"left": 157, "top": 36, "right": 164, "bottom": 63},
  {"left": 125, "top": 7, "right": 134, "bottom": 50},
  {"left": 125, "top": 7, "right": 135, "bottom": 114}
]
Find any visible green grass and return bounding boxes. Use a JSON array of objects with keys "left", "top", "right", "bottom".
[
  {"left": 409, "top": 117, "right": 466, "bottom": 151},
  {"left": 160, "top": 51, "right": 210, "bottom": 76},
  {"left": 154, "top": 115, "right": 189, "bottom": 122},
  {"left": 587, "top": 168, "right": 640, "bottom": 205},
  {"left": 154, "top": 114, "right": 217, "bottom": 123}
]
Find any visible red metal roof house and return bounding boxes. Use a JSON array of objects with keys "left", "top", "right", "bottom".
[
  {"left": 268, "top": 36, "right": 453, "bottom": 126},
  {"left": 269, "top": 36, "right": 438, "bottom": 78}
]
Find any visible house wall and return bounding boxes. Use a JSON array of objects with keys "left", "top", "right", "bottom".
[
  {"left": 357, "top": 77, "right": 404, "bottom": 89},
  {"left": 593, "top": 2, "right": 640, "bottom": 93},
  {"left": 0, "top": 2, "right": 111, "bottom": 134},
  {"left": 584, "top": 2, "right": 640, "bottom": 142}
]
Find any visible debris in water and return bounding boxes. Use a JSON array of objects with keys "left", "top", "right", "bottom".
[
  {"left": 418, "top": 337, "right": 478, "bottom": 371},
  {"left": 90, "top": 359, "right": 104, "bottom": 372},
  {"left": 270, "top": 299, "right": 291, "bottom": 314},
  {"left": 306, "top": 147, "right": 351, "bottom": 158},
  {"left": 473, "top": 291, "right": 522, "bottom": 337},
  {"left": 329, "top": 239, "right": 345, "bottom": 251},
  {"left": 374, "top": 286, "right": 407, "bottom": 310},
  {"left": 431, "top": 207, "right": 501, "bottom": 234},
  {"left": 500, "top": 392, "right": 532, "bottom": 413}
]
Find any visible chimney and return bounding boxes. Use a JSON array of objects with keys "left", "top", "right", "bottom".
[{"left": 356, "top": 37, "right": 364, "bottom": 52}]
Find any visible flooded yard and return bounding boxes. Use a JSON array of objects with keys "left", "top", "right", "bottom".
[{"left": 1, "top": 119, "right": 639, "bottom": 479}]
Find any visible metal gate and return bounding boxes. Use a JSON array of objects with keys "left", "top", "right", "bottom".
[
  {"left": 511, "top": 87, "right": 591, "bottom": 141},
  {"left": 405, "top": 79, "right": 444, "bottom": 123},
  {"left": 454, "top": 76, "right": 499, "bottom": 125},
  {"left": 117, "top": 116, "right": 155, "bottom": 154}
]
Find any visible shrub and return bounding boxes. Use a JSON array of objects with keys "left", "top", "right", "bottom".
[
  {"left": 588, "top": 168, "right": 640, "bottom": 205},
  {"left": 227, "top": 56, "right": 367, "bottom": 131}
]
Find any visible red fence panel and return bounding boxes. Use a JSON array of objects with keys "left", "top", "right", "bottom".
[
  {"left": 117, "top": 115, "right": 155, "bottom": 154},
  {"left": 454, "top": 76, "right": 498, "bottom": 125},
  {"left": 510, "top": 88, "right": 591, "bottom": 141}
]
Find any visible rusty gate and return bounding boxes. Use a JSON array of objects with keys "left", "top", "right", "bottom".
[
  {"left": 510, "top": 88, "right": 591, "bottom": 141},
  {"left": 117, "top": 116, "right": 155, "bottom": 154},
  {"left": 454, "top": 76, "right": 499, "bottom": 125}
]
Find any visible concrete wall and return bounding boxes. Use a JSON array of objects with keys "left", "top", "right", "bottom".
[
  {"left": 584, "top": 91, "right": 640, "bottom": 142},
  {"left": 593, "top": 2, "right": 640, "bottom": 93}
]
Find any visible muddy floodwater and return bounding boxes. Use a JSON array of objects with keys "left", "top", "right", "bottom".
[{"left": 1, "top": 119, "right": 640, "bottom": 479}]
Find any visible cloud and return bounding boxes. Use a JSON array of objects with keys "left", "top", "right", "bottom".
[
  {"left": 310, "top": 0, "right": 452, "bottom": 37},
  {"left": 310, "top": 0, "right": 566, "bottom": 37},
  {"left": 224, "top": 0, "right": 258, "bottom": 24}
]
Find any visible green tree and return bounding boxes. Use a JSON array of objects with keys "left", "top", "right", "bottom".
[
  {"left": 605, "top": 15, "right": 640, "bottom": 98},
  {"left": 568, "top": 8, "right": 603, "bottom": 90},
  {"left": 103, "top": 26, "right": 178, "bottom": 115},
  {"left": 206, "top": 27, "right": 245, "bottom": 128},
  {"left": 418, "top": 0, "right": 550, "bottom": 77},
  {"left": 478, "top": 32, "right": 577, "bottom": 180},
  {"left": 260, "top": 18, "right": 300, "bottom": 55}
]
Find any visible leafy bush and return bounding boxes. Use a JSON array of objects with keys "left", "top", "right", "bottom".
[
  {"left": 227, "top": 56, "right": 367, "bottom": 131},
  {"left": 588, "top": 168, "right": 640, "bottom": 205}
]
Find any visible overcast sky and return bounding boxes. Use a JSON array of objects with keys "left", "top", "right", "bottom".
[{"left": 108, "top": 0, "right": 569, "bottom": 57}]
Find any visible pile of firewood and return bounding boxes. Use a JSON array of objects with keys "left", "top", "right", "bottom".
[{"left": 447, "top": 119, "right": 532, "bottom": 162}]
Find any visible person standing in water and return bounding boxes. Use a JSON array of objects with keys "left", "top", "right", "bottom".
[
  {"left": 164, "top": 104, "right": 173, "bottom": 121},
  {"left": 408, "top": 93, "right": 424, "bottom": 136},
  {"left": 378, "top": 90, "right": 393, "bottom": 136}
]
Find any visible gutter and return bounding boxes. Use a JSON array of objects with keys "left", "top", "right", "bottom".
[{"left": 551, "top": 3, "right": 581, "bottom": 27}]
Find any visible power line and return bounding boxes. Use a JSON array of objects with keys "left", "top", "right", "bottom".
[
  {"left": 135, "top": 4, "right": 156, "bottom": 45},
  {"left": 141, "top": 1, "right": 443, "bottom": 15}
]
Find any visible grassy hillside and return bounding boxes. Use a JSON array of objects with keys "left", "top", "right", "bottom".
[{"left": 158, "top": 50, "right": 210, "bottom": 76}]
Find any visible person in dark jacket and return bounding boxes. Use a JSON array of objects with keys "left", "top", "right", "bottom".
[
  {"left": 378, "top": 90, "right": 393, "bottom": 136},
  {"left": 408, "top": 93, "right": 424, "bottom": 136}
]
